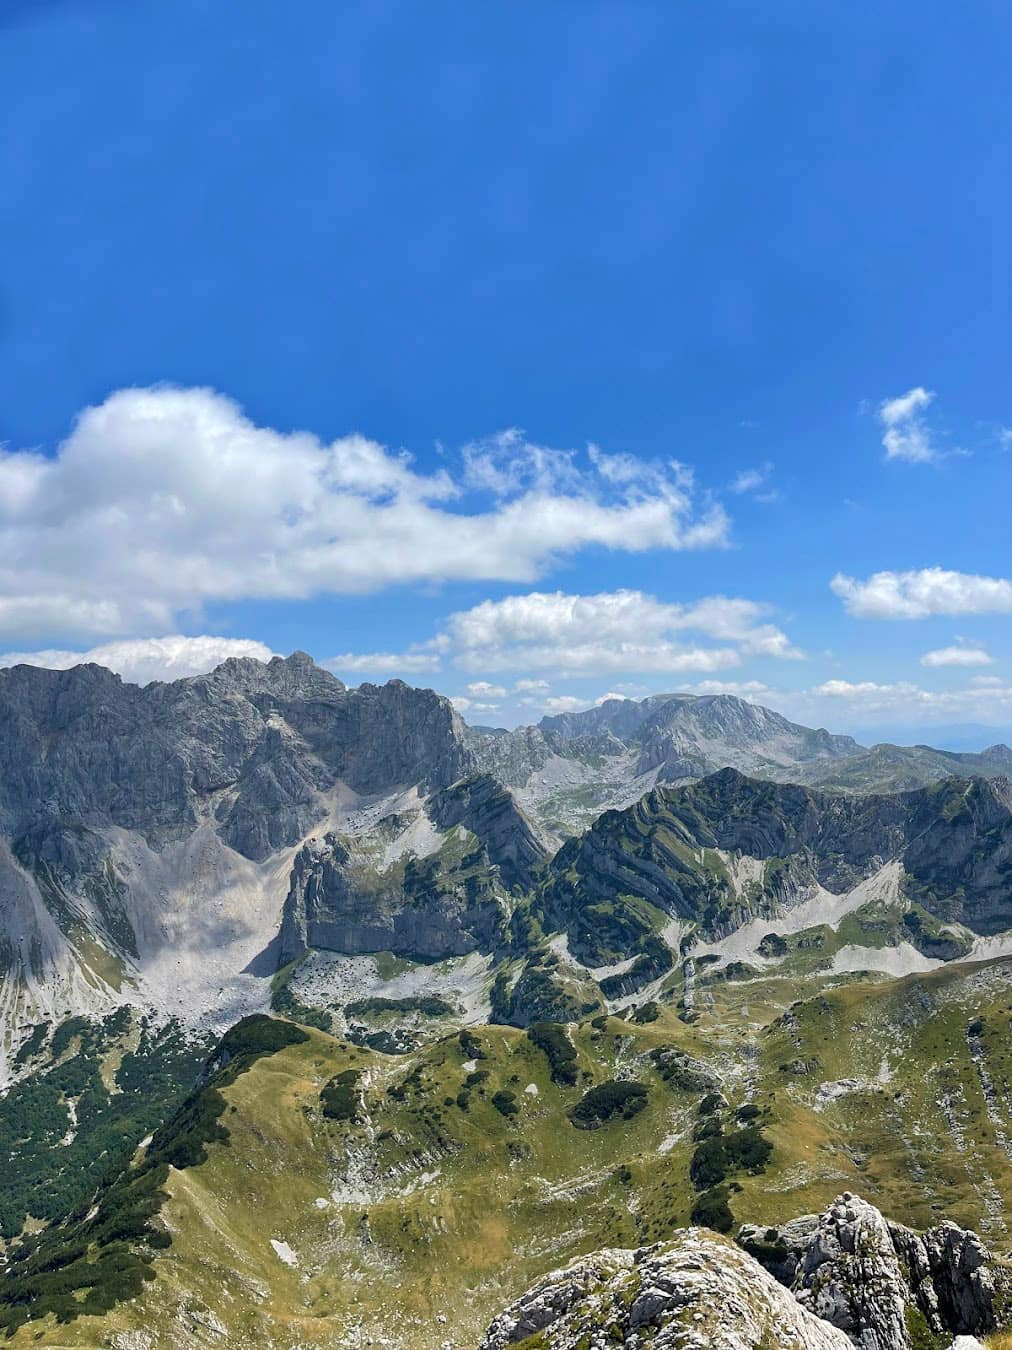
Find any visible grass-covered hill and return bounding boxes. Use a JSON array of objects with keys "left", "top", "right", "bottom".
[{"left": 8, "top": 952, "right": 1012, "bottom": 1347}]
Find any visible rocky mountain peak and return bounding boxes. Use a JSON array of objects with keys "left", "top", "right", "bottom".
[
  {"left": 740, "top": 1192, "right": 1005, "bottom": 1348},
  {"left": 481, "top": 1228, "right": 853, "bottom": 1348},
  {"left": 484, "top": 1194, "right": 1005, "bottom": 1349}
]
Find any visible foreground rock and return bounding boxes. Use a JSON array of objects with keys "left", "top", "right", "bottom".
[
  {"left": 480, "top": 1229, "right": 853, "bottom": 1349},
  {"left": 739, "top": 1192, "right": 1008, "bottom": 1349}
]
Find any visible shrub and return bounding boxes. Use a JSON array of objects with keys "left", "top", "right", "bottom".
[
  {"left": 458, "top": 1028, "right": 486, "bottom": 1060},
  {"left": 321, "top": 1069, "right": 360, "bottom": 1122},
  {"left": 344, "top": 995, "right": 454, "bottom": 1018},
  {"left": 526, "top": 1022, "right": 578, "bottom": 1085},
  {"left": 570, "top": 1080, "right": 647, "bottom": 1129},
  {"left": 491, "top": 1090, "right": 519, "bottom": 1118},
  {"left": 691, "top": 1185, "right": 734, "bottom": 1233},
  {"left": 689, "top": 1126, "right": 772, "bottom": 1190}
]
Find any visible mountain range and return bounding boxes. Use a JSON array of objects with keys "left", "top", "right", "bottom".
[
  {"left": 3, "top": 650, "right": 1012, "bottom": 1059},
  {"left": 5, "top": 652, "right": 1012, "bottom": 1344}
]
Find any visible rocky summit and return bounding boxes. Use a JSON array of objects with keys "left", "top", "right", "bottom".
[
  {"left": 2, "top": 655, "right": 1012, "bottom": 1345},
  {"left": 483, "top": 1192, "right": 1009, "bottom": 1349}
]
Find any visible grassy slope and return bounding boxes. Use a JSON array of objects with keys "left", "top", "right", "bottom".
[{"left": 13, "top": 957, "right": 1012, "bottom": 1347}]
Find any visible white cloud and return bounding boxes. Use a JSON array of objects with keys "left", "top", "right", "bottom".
[
  {"left": 681, "top": 680, "right": 770, "bottom": 697},
  {"left": 466, "top": 680, "right": 507, "bottom": 698},
  {"left": 323, "top": 650, "right": 441, "bottom": 676},
  {"left": 461, "top": 430, "right": 583, "bottom": 497},
  {"left": 0, "top": 635, "right": 277, "bottom": 685},
  {"left": 514, "top": 678, "right": 549, "bottom": 692},
  {"left": 878, "top": 386, "right": 936, "bottom": 463},
  {"left": 815, "top": 679, "right": 908, "bottom": 699},
  {"left": 0, "top": 387, "right": 730, "bottom": 641},
  {"left": 542, "top": 695, "right": 590, "bottom": 714},
  {"left": 728, "top": 461, "right": 776, "bottom": 500},
  {"left": 772, "top": 676, "right": 1012, "bottom": 731},
  {"left": 449, "top": 695, "right": 501, "bottom": 716},
  {"left": 441, "top": 588, "right": 803, "bottom": 675},
  {"left": 595, "top": 691, "right": 629, "bottom": 704},
  {"left": 832, "top": 567, "right": 1012, "bottom": 619},
  {"left": 920, "top": 645, "right": 993, "bottom": 668}
]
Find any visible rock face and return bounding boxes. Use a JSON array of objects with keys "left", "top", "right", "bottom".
[
  {"left": 539, "top": 768, "right": 1012, "bottom": 954},
  {"left": 480, "top": 1229, "right": 853, "bottom": 1349},
  {"left": 0, "top": 655, "right": 469, "bottom": 860},
  {"left": 5, "top": 652, "right": 1012, "bottom": 1049},
  {"left": 277, "top": 825, "right": 509, "bottom": 964},
  {"left": 739, "top": 1193, "right": 1007, "bottom": 1348},
  {"left": 277, "top": 772, "right": 550, "bottom": 964},
  {"left": 427, "top": 773, "right": 552, "bottom": 893},
  {"left": 485, "top": 1196, "right": 1009, "bottom": 1350},
  {"left": 0, "top": 655, "right": 476, "bottom": 1027}
]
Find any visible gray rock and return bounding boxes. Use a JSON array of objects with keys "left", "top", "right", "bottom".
[
  {"left": 740, "top": 1192, "right": 1007, "bottom": 1349},
  {"left": 480, "top": 1229, "right": 853, "bottom": 1349}
]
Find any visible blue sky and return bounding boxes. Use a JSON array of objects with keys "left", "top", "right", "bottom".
[{"left": 2, "top": 1, "right": 1012, "bottom": 743}]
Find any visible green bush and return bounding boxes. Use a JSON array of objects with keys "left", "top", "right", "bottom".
[
  {"left": 458, "top": 1027, "right": 486, "bottom": 1060},
  {"left": 344, "top": 995, "right": 454, "bottom": 1018},
  {"left": 571, "top": 1080, "right": 648, "bottom": 1128},
  {"left": 691, "top": 1185, "right": 734, "bottom": 1233},
  {"left": 526, "top": 1022, "right": 578, "bottom": 1085},
  {"left": 321, "top": 1069, "right": 361, "bottom": 1122},
  {"left": 491, "top": 1090, "right": 519, "bottom": 1118},
  {"left": 689, "top": 1126, "right": 772, "bottom": 1190}
]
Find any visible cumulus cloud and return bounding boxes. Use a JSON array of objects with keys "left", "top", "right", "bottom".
[
  {"left": 0, "top": 387, "right": 730, "bottom": 641},
  {"left": 771, "top": 676, "right": 1012, "bottom": 731},
  {"left": 440, "top": 588, "right": 803, "bottom": 675},
  {"left": 466, "top": 680, "right": 507, "bottom": 698},
  {"left": 681, "top": 680, "right": 770, "bottom": 697},
  {"left": 542, "top": 695, "right": 590, "bottom": 713},
  {"left": 878, "top": 386, "right": 936, "bottom": 463},
  {"left": 920, "top": 645, "right": 993, "bottom": 668},
  {"left": 326, "top": 589, "right": 802, "bottom": 681},
  {"left": 449, "top": 695, "right": 501, "bottom": 716},
  {"left": 832, "top": 567, "right": 1012, "bottom": 619},
  {"left": 323, "top": 650, "right": 442, "bottom": 676},
  {"left": 0, "top": 635, "right": 276, "bottom": 685}
]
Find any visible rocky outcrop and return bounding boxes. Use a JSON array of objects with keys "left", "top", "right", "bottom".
[
  {"left": 480, "top": 1229, "right": 853, "bottom": 1349},
  {"left": 276, "top": 775, "right": 549, "bottom": 966},
  {"left": 427, "top": 774, "right": 552, "bottom": 892},
  {"left": 485, "top": 1196, "right": 1009, "bottom": 1350},
  {"left": 739, "top": 1192, "right": 1008, "bottom": 1348},
  {"left": 539, "top": 768, "right": 1012, "bottom": 954},
  {"left": 0, "top": 654, "right": 477, "bottom": 1010},
  {"left": 0, "top": 655, "right": 471, "bottom": 861},
  {"left": 277, "top": 826, "right": 508, "bottom": 964}
]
